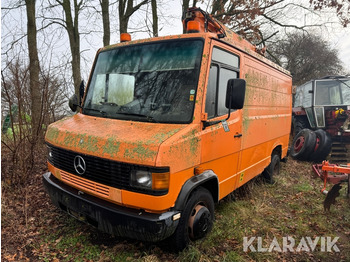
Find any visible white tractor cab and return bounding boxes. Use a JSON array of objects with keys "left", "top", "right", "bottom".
[{"left": 291, "top": 76, "right": 350, "bottom": 162}]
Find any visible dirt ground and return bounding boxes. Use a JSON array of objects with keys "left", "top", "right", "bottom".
[{"left": 1, "top": 153, "right": 50, "bottom": 261}]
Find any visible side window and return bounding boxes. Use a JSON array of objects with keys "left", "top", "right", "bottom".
[
  {"left": 302, "top": 82, "right": 313, "bottom": 107},
  {"left": 205, "top": 66, "right": 218, "bottom": 118},
  {"left": 212, "top": 48, "right": 239, "bottom": 67},
  {"left": 205, "top": 47, "right": 239, "bottom": 118},
  {"left": 294, "top": 86, "right": 303, "bottom": 107},
  {"left": 218, "top": 68, "right": 238, "bottom": 115}
]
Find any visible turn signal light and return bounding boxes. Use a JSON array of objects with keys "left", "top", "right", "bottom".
[{"left": 152, "top": 172, "right": 170, "bottom": 190}]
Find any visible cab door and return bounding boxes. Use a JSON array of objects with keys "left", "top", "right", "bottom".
[{"left": 200, "top": 44, "right": 243, "bottom": 200}]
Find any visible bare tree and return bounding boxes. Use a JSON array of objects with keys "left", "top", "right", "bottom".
[
  {"left": 207, "top": 0, "right": 349, "bottom": 43},
  {"left": 151, "top": 0, "right": 158, "bottom": 37},
  {"left": 1, "top": 54, "right": 69, "bottom": 185},
  {"left": 100, "top": 0, "right": 110, "bottom": 46},
  {"left": 118, "top": 0, "right": 149, "bottom": 33},
  {"left": 25, "top": 0, "right": 42, "bottom": 141},
  {"left": 268, "top": 32, "right": 343, "bottom": 85},
  {"left": 182, "top": 0, "right": 198, "bottom": 12},
  {"left": 49, "top": 0, "right": 83, "bottom": 103},
  {"left": 2, "top": 59, "right": 31, "bottom": 185},
  {"left": 311, "top": 0, "right": 350, "bottom": 27}
]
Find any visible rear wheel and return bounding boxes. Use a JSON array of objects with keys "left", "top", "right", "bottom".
[
  {"left": 293, "top": 116, "right": 310, "bottom": 137},
  {"left": 167, "top": 187, "right": 214, "bottom": 252},
  {"left": 290, "top": 129, "right": 316, "bottom": 160},
  {"left": 262, "top": 154, "right": 280, "bottom": 184}
]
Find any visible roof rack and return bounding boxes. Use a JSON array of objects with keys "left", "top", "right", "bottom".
[{"left": 182, "top": 7, "right": 226, "bottom": 38}]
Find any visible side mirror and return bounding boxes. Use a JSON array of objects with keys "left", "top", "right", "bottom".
[
  {"left": 68, "top": 94, "right": 79, "bottom": 112},
  {"left": 226, "top": 79, "right": 246, "bottom": 110},
  {"left": 202, "top": 78, "right": 246, "bottom": 130}
]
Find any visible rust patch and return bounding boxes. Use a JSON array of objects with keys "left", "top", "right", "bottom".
[
  {"left": 102, "top": 136, "right": 121, "bottom": 157},
  {"left": 45, "top": 126, "right": 60, "bottom": 143},
  {"left": 124, "top": 142, "right": 157, "bottom": 161},
  {"left": 45, "top": 114, "right": 186, "bottom": 166}
]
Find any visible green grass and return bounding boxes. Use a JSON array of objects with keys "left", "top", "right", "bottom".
[{"left": 32, "top": 218, "right": 138, "bottom": 261}]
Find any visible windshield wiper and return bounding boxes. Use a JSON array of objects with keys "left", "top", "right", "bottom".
[
  {"left": 115, "top": 111, "right": 157, "bottom": 122},
  {"left": 84, "top": 107, "right": 107, "bottom": 116},
  {"left": 100, "top": 101, "right": 118, "bottom": 106}
]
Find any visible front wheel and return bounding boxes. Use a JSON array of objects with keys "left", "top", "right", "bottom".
[{"left": 167, "top": 187, "right": 214, "bottom": 252}]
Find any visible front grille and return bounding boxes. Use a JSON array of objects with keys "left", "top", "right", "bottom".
[
  {"left": 61, "top": 171, "right": 110, "bottom": 197},
  {"left": 47, "top": 143, "right": 168, "bottom": 195}
]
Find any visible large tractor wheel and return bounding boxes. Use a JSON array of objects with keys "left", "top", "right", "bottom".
[
  {"left": 167, "top": 187, "right": 214, "bottom": 252},
  {"left": 309, "top": 129, "right": 332, "bottom": 162},
  {"left": 290, "top": 129, "right": 316, "bottom": 160}
]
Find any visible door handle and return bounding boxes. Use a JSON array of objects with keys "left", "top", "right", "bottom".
[{"left": 234, "top": 133, "right": 242, "bottom": 138}]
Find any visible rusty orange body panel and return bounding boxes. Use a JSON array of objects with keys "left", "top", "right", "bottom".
[
  {"left": 45, "top": 30, "right": 291, "bottom": 210},
  {"left": 43, "top": 7, "right": 292, "bottom": 245}
]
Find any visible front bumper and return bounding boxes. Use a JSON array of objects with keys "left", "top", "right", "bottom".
[{"left": 43, "top": 172, "right": 179, "bottom": 242}]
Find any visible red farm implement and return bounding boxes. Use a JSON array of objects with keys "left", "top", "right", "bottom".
[{"left": 312, "top": 161, "right": 350, "bottom": 211}]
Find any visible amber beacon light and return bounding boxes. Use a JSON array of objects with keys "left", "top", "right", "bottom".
[
  {"left": 120, "top": 33, "right": 131, "bottom": 42},
  {"left": 187, "top": 20, "right": 200, "bottom": 33}
]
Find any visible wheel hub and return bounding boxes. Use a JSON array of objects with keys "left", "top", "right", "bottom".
[
  {"left": 188, "top": 204, "right": 211, "bottom": 240},
  {"left": 294, "top": 136, "right": 305, "bottom": 152}
]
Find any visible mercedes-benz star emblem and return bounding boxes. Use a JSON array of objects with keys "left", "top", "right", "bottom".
[{"left": 74, "top": 155, "right": 86, "bottom": 175}]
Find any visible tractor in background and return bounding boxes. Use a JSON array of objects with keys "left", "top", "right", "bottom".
[{"left": 291, "top": 76, "right": 350, "bottom": 162}]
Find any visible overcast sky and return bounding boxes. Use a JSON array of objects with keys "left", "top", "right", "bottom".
[
  {"left": 332, "top": 31, "right": 350, "bottom": 72},
  {"left": 2, "top": 0, "right": 350, "bottom": 76}
]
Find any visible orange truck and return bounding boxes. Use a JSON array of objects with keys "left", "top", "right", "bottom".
[{"left": 43, "top": 8, "right": 292, "bottom": 250}]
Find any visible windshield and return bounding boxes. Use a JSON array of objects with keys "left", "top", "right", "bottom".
[
  {"left": 315, "top": 78, "right": 350, "bottom": 106},
  {"left": 83, "top": 39, "right": 203, "bottom": 123}
]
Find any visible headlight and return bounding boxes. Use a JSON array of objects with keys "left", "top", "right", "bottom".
[
  {"left": 132, "top": 170, "right": 152, "bottom": 188},
  {"left": 131, "top": 168, "right": 170, "bottom": 190},
  {"left": 47, "top": 145, "right": 53, "bottom": 162}
]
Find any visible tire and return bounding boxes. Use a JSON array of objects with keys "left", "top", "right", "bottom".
[
  {"left": 262, "top": 154, "right": 280, "bottom": 184},
  {"left": 290, "top": 129, "right": 317, "bottom": 160},
  {"left": 292, "top": 116, "right": 310, "bottom": 138},
  {"left": 167, "top": 187, "right": 214, "bottom": 252},
  {"left": 309, "top": 129, "right": 332, "bottom": 162}
]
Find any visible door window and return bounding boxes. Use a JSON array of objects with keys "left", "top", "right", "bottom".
[{"left": 205, "top": 47, "right": 239, "bottom": 118}]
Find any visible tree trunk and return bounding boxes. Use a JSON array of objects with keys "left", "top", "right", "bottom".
[
  {"left": 100, "top": 0, "right": 110, "bottom": 46},
  {"left": 25, "top": 0, "right": 42, "bottom": 141},
  {"left": 182, "top": 0, "right": 190, "bottom": 12},
  {"left": 119, "top": 0, "right": 149, "bottom": 34},
  {"left": 151, "top": 0, "right": 158, "bottom": 37},
  {"left": 60, "top": 0, "right": 82, "bottom": 103},
  {"left": 182, "top": 0, "right": 191, "bottom": 33}
]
